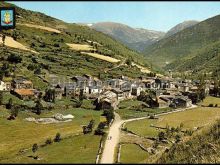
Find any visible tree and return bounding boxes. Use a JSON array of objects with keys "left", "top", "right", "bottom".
[
  {"left": 94, "top": 122, "right": 106, "bottom": 135},
  {"left": 54, "top": 133, "right": 61, "bottom": 142},
  {"left": 94, "top": 127, "right": 105, "bottom": 135},
  {"left": 34, "top": 68, "right": 41, "bottom": 75},
  {"left": 2, "top": 35, "right": 6, "bottom": 47},
  {"left": 45, "top": 138, "right": 53, "bottom": 145},
  {"left": 7, "top": 54, "right": 22, "bottom": 64},
  {"left": 6, "top": 98, "right": 13, "bottom": 109},
  {"left": 31, "top": 57, "right": 38, "bottom": 63},
  {"left": 44, "top": 89, "right": 55, "bottom": 102},
  {"left": 175, "top": 134, "right": 181, "bottom": 143},
  {"left": 83, "top": 120, "right": 95, "bottom": 134},
  {"left": 34, "top": 100, "right": 43, "bottom": 115},
  {"left": 0, "top": 73, "right": 3, "bottom": 81},
  {"left": 158, "top": 131, "right": 165, "bottom": 141},
  {"left": 103, "top": 109, "right": 115, "bottom": 124},
  {"left": 125, "top": 58, "right": 132, "bottom": 66},
  {"left": 79, "top": 89, "right": 84, "bottom": 101},
  {"left": 213, "top": 79, "right": 219, "bottom": 97},
  {"left": 10, "top": 106, "right": 18, "bottom": 117},
  {"left": 0, "top": 92, "right": 3, "bottom": 105},
  {"left": 87, "top": 119, "right": 95, "bottom": 130},
  {"left": 32, "top": 143, "right": 38, "bottom": 158}
]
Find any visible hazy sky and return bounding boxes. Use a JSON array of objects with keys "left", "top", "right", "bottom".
[{"left": 11, "top": 1, "right": 220, "bottom": 32}]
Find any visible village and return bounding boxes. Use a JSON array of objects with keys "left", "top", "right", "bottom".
[{"left": 0, "top": 71, "right": 215, "bottom": 113}]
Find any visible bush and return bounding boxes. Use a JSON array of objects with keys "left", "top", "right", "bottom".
[
  {"left": 158, "top": 131, "right": 166, "bottom": 141},
  {"left": 6, "top": 98, "right": 13, "bottom": 109},
  {"left": 10, "top": 107, "right": 19, "bottom": 117},
  {"left": 208, "top": 103, "right": 213, "bottom": 107},
  {"left": 32, "top": 143, "right": 38, "bottom": 153},
  {"left": 54, "top": 133, "right": 61, "bottom": 142},
  {"left": 185, "top": 129, "right": 194, "bottom": 136},
  {"left": 27, "top": 64, "right": 36, "bottom": 71},
  {"left": 175, "top": 134, "right": 181, "bottom": 143},
  {"left": 94, "top": 128, "right": 105, "bottom": 135},
  {"left": 215, "top": 104, "right": 218, "bottom": 107},
  {"left": 7, "top": 54, "right": 22, "bottom": 63},
  {"left": 34, "top": 68, "right": 41, "bottom": 75},
  {"left": 149, "top": 115, "right": 155, "bottom": 119},
  {"left": 45, "top": 138, "right": 53, "bottom": 145},
  {"left": 53, "top": 43, "right": 60, "bottom": 47}
]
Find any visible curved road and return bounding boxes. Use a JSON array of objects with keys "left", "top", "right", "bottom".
[{"left": 100, "top": 105, "right": 197, "bottom": 164}]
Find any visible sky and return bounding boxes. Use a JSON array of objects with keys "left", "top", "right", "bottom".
[{"left": 10, "top": 1, "right": 220, "bottom": 32}]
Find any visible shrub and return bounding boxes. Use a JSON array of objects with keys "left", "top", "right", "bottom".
[
  {"left": 7, "top": 54, "right": 22, "bottom": 63},
  {"left": 32, "top": 143, "right": 38, "bottom": 153},
  {"left": 208, "top": 103, "right": 213, "bottom": 107},
  {"left": 175, "top": 134, "right": 181, "bottom": 143},
  {"left": 27, "top": 64, "right": 36, "bottom": 71},
  {"left": 54, "top": 133, "right": 61, "bottom": 142},
  {"left": 6, "top": 98, "right": 13, "bottom": 109},
  {"left": 45, "top": 138, "right": 53, "bottom": 145},
  {"left": 158, "top": 131, "right": 166, "bottom": 141},
  {"left": 215, "top": 104, "right": 218, "bottom": 107},
  {"left": 94, "top": 128, "right": 105, "bottom": 135},
  {"left": 34, "top": 68, "right": 41, "bottom": 75},
  {"left": 149, "top": 115, "right": 155, "bottom": 119}
]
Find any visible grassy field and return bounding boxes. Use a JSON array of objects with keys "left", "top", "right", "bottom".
[
  {"left": 125, "top": 119, "right": 159, "bottom": 137},
  {"left": 117, "top": 100, "right": 173, "bottom": 120},
  {"left": 0, "top": 36, "right": 37, "bottom": 53},
  {"left": 3, "top": 134, "right": 101, "bottom": 163},
  {"left": 18, "top": 23, "right": 61, "bottom": 33},
  {"left": 199, "top": 96, "right": 220, "bottom": 107},
  {"left": 155, "top": 107, "right": 220, "bottom": 130},
  {"left": 125, "top": 106, "right": 220, "bottom": 138},
  {"left": 81, "top": 52, "right": 121, "bottom": 63},
  {"left": 66, "top": 43, "right": 94, "bottom": 51},
  {"left": 120, "top": 144, "right": 149, "bottom": 163},
  {"left": 121, "top": 104, "right": 220, "bottom": 163},
  {"left": 0, "top": 106, "right": 102, "bottom": 163}
]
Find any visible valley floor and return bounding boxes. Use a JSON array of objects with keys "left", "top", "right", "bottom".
[{"left": 116, "top": 96, "right": 220, "bottom": 163}]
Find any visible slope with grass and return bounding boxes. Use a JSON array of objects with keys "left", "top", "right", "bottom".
[
  {"left": 144, "top": 14, "right": 220, "bottom": 71},
  {"left": 0, "top": 2, "right": 154, "bottom": 85},
  {"left": 0, "top": 106, "right": 102, "bottom": 163},
  {"left": 158, "top": 119, "right": 220, "bottom": 163},
  {"left": 165, "top": 40, "right": 220, "bottom": 76}
]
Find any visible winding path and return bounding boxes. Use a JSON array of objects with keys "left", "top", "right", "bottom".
[{"left": 100, "top": 105, "right": 197, "bottom": 164}]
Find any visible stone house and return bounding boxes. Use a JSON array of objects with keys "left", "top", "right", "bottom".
[
  {"left": 157, "top": 97, "right": 170, "bottom": 108},
  {"left": 155, "top": 78, "right": 171, "bottom": 89},
  {"left": 173, "top": 96, "right": 192, "bottom": 108},
  {"left": 54, "top": 85, "right": 63, "bottom": 100},
  {"left": 111, "top": 88, "right": 124, "bottom": 101},
  {"left": 12, "top": 77, "right": 33, "bottom": 89},
  {"left": 95, "top": 90, "right": 118, "bottom": 110}
]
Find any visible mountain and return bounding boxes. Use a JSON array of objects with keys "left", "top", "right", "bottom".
[
  {"left": 0, "top": 2, "right": 155, "bottom": 91},
  {"left": 158, "top": 119, "right": 220, "bottom": 163},
  {"left": 81, "top": 22, "right": 165, "bottom": 52},
  {"left": 144, "top": 14, "right": 220, "bottom": 74},
  {"left": 165, "top": 20, "right": 199, "bottom": 38},
  {"left": 165, "top": 40, "right": 220, "bottom": 77}
]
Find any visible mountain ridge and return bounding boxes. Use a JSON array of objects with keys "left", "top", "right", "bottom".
[{"left": 79, "top": 21, "right": 165, "bottom": 52}]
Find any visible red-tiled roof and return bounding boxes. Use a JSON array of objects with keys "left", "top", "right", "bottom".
[{"left": 14, "top": 89, "right": 34, "bottom": 96}]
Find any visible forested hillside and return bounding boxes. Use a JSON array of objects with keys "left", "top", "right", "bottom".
[{"left": 144, "top": 14, "right": 220, "bottom": 72}]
